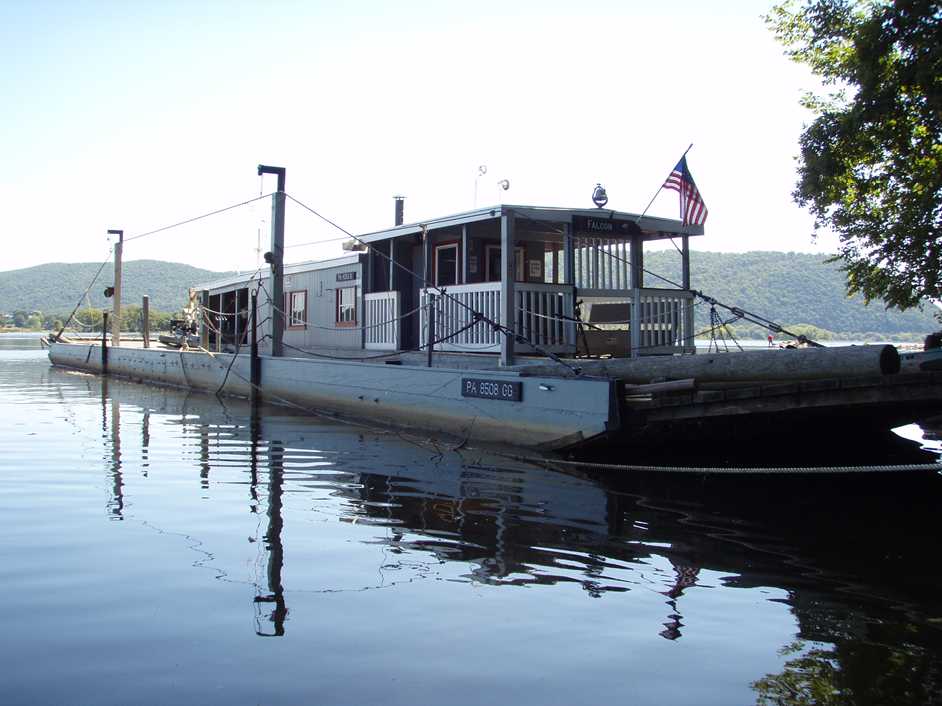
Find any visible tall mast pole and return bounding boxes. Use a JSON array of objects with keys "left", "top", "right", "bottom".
[
  {"left": 258, "top": 165, "right": 286, "bottom": 357},
  {"left": 108, "top": 229, "right": 124, "bottom": 346}
]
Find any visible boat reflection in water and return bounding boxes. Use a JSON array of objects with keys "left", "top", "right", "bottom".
[{"left": 73, "top": 364, "right": 942, "bottom": 704}]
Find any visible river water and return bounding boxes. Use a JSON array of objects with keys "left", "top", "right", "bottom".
[{"left": 3, "top": 334, "right": 942, "bottom": 705}]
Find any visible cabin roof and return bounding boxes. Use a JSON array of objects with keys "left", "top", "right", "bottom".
[
  {"left": 195, "top": 254, "right": 362, "bottom": 292},
  {"left": 354, "top": 203, "right": 703, "bottom": 244}
]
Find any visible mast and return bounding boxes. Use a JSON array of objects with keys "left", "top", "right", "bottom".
[
  {"left": 108, "top": 229, "right": 123, "bottom": 346},
  {"left": 258, "top": 165, "right": 286, "bottom": 357}
]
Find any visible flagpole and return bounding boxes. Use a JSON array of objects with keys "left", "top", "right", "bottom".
[{"left": 634, "top": 143, "right": 694, "bottom": 223}]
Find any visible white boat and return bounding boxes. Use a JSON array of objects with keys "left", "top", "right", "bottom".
[{"left": 47, "top": 168, "right": 942, "bottom": 453}]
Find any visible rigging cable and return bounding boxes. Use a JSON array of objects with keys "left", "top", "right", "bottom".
[
  {"left": 125, "top": 194, "right": 274, "bottom": 243},
  {"left": 54, "top": 194, "right": 274, "bottom": 340},
  {"left": 54, "top": 248, "right": 114, "bottom": 340},
  {"left": 483, "top": 455, "right": 942, "bottom": 475},
  {"left": 587, "top": 243, "right": 823, "bottom": 346}
]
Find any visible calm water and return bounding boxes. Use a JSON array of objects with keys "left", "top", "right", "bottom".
[{"left": 4, "top": 335, "right": 942, "bottom": 705}]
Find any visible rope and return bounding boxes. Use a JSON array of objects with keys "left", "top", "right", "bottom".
[
  {"left": 124, "top": 194, "right": 273, "bottom": 242},
  {"left": 493, "top": 455, "right": 942, "bottom": 475},
  {"left": 54, "top": 249, "right": 114, "bottom": 340},
  {"left": 587, "top": 243, "right": 822, "bottom": 347},
  {"left": 262, "top": 288, "right": 423, "bottom": 333},
  {"left": 280, "top": 340, "right": 405, "bottom": 361}
]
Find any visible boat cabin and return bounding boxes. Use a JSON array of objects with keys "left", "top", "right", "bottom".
[{"left": 197, "top": 204, "right": 703, "bottom": 364}]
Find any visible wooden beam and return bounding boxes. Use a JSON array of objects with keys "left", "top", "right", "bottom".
[
  {"left": 461, "top": 224, "right": 470, "bottom": 284},
  {"left": 142, "top": 295, "right": 150, "bottom": 348},
  {"left": 522, "top": 344, "right": 902, "bottom": 382},
  {"left": 500, "top": 210, "right": 515, "bottom": 366}
]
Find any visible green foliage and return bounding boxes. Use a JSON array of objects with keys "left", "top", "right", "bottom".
[
  {"left": 752, "top": 641, "right": 845, "bottom": 705},
  {"left": 3, "top": 255, "right": 939, "bottom": 338},
  {"left": 767, "top": 0, "right": 942, "bottom": 311},
  {"left": 0, "top": 259, "right": 232, "bottom": 314},
  {"left": 752, "top": 637, "right": 942, "bottom": 705},
  {"left": 2, "top": 304, "right": 177, "bottom": 333},
  {"left": 645, "top": 250, "right": 940, "bottom": 337}
]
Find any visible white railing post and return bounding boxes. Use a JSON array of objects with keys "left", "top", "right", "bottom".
[
  {"left": 365, "top": 291, "right": 401, "bottom": 350},
  {"left": 630, "top": 288, "right": 642, "bottom": 358}
]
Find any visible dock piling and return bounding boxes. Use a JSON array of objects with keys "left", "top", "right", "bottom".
[
  {"left": 142, "top": 295, "right": 150, "bottom": 348},
  {"left": 101, "top": 312, "right": 109, "bottom": 373},
  {"left": 250, "top": 290, "right": 261, "bottom": 407}
]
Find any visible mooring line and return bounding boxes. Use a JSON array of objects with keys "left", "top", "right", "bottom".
[{"left": 497, "top": 455, "right": 942, "bottom": 475}]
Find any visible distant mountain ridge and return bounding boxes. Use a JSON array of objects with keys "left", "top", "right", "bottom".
[
  {"left": 644, "top": 250, "right": 939, "bottom": 336},
  {"left": 0, "top": 254, "right": 938, "bottom": 335},
  {"left": 0, "top": 260, "right": 235, "bottom": 314}
]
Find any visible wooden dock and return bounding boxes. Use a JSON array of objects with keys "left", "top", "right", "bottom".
[{"left": 617, "top": 371, "right": 942, "bottom": 444}]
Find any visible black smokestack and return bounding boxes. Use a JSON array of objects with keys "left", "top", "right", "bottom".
[{"left": 394, "top": 196, "right": 404, "bottom": 226}]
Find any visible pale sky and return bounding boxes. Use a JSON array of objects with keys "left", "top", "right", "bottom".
[{"left": 0, "top": 0, "right": 836, "bottom": 274}]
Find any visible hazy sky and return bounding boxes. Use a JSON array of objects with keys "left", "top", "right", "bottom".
[{"left": 0, "top": 0, "right": 835, "bottom": 273}]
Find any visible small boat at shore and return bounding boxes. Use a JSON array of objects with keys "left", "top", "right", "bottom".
[{"left": 47, "top": 167, "right": 942, "bottom": 455}]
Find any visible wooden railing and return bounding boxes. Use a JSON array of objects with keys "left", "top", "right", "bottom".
[
  {"left": 579, "top": 288, "right": 696, "bottom": 357},
  {"left": 364, "top": 291, "right": 400, "bottom": 350},
  {"left": 394, "top": 283, "right": 695, "bottom": 357},
  {"left": 632, "top": 288, "right": 696, "bottom": 355},
  {"left": 515, "top": 283, "right": 575, "bottom": 352},
  {"left": 573, "top": 237, "right": 632, "bottom": 290},
  {"left": 419, "top": 282, "right": 576, "bottom": 354}
]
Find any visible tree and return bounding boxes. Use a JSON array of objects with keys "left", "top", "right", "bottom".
[{"left": 767, "top": 0, "right": 942, "bottom": 311}]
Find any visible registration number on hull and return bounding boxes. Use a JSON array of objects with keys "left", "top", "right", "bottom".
[{"left": 461, "top": 378, "right": 522, "bottom": 402}]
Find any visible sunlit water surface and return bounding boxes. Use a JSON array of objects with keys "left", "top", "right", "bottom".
[{"left": 3, "top": 334, "right": 942, "bottom": 705}]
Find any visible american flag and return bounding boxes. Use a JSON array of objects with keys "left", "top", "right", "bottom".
[{"left": 663, "top": 156, "right": 708, "bottom": 226}]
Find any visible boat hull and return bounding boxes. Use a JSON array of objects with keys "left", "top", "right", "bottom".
[{"left": 48, "top": 342, "right": 617, "bottom": 450}]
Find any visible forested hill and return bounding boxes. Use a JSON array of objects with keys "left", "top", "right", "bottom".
[
  {"left": 0, "top": 260, "right": 234, "bottom": 314},
  {"left": 647, "top": 250, "right": 939, "bottom": 336},
  {"left": 1, "top": 254, "right": 939, "bottom": 336}
]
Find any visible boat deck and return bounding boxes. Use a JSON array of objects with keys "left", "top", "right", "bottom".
[{"left": 55, "top": 337, "right": 568, "bottom": 372}]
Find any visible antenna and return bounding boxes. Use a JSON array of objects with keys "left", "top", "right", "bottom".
[
  {"left": 473, "top": 165, "right": 487, "bottom": 207},
  {"left": 496, "top": 178, "right": 510, "bottom": 204}
]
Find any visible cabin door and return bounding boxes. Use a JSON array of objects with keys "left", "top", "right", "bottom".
[
  {"left": 485, "top": 245, "right": 525, "bottom": 282},
  {"left": 434, "top": 243, "right": 459, "bottom": 286}
]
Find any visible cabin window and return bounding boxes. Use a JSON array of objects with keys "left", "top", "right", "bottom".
[
  {"left": 336, "top": 286, "right": 357, "bottom": 327},
  {"left": 285, "top": 290, "right": 307, "bottom": 329},
  {"left": 434, "top": 243, "right": 459, "bottom": 286},
  {"left": 485, "top": 245, "right": 525, "bottom": 282}
]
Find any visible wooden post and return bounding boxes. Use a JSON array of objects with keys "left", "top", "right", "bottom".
[
  {"left": 461, "top": 224, "right": 470, "bottom": 284},
  {"left": 682, "top": 235, "right": 694, "bottom": 351},
  {"left": 200, "top": 290, "right": 210, "bottom": 349},
  {"left": 427, "top": 293, "right": 435, "bottom": 368},
  {"left": 259, "top": 165, "right": 286, "bottom": 357},
  {"left": 563, "top": 222, "right": 576, "bottom": 349},
  {"left": 108, "top": 229, "right": 123, "bottom": 347},
  {"left": 231, "top": 291, "right": 240, "bottom": 351},
  {"left": 629, "top": 233, "right": 643, "bottom": 289},
  {"left": 630, "top": 233, "right": 644, "bottom": 359},
  {"left": 271, "top": 190, "right": 286, "bottom": 357},
  {"left": 142, "top": 295, "right": 150, "bottom": 348},
  {"left": 214, "top": 295, "right": 222, "bottom": 353},
  {"left": 422, "top": 226, "right": 432, "bottom": 286},
  {"left": 500, "top": 209, "right": 515, "bottom": 367},
  {"left": 250, "top": 291, "right": 261, "bottom": 407},
  {"left": 364, "top": 249, "right": 373, "bottom": 350},
  {"left": 101, "top": 312, "right": 109, "bottom": 373}
]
